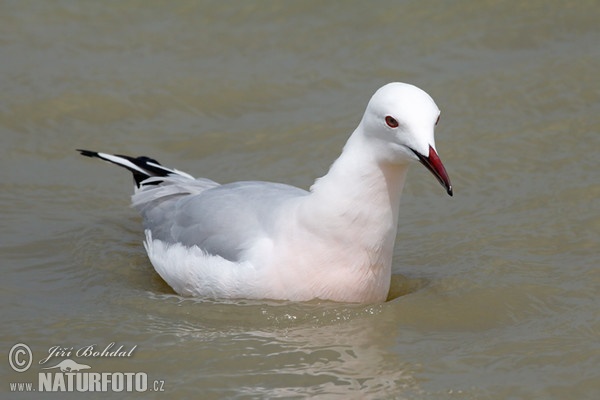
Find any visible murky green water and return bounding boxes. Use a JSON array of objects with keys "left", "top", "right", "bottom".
[{"left": 2, "top": 1, "right": 599, "bottom": 398}]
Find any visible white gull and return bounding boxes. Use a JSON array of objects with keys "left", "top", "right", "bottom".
[{"left": 78, "top": 82, "right": 452, "bottom": 303}]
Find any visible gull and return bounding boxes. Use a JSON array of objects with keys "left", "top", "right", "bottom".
[{"left": 78, "top": 82, "right": 452, "bottom": 303}]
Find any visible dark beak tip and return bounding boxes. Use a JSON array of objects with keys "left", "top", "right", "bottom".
[{"left": 413, "top": 146, "right": 453, "bottom": 197}]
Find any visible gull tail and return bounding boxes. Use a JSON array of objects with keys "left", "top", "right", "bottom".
[{"left": 77, "top": 149, "right": 194, "bottom": 188}]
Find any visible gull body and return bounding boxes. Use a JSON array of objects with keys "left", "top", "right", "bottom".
[{"left": 79, "top": 82, "right": 452, "bottom": 303}]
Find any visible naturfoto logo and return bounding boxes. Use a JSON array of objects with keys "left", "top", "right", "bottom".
[{"left": 8, "top": 343, "right": 165, "bottom": 393}]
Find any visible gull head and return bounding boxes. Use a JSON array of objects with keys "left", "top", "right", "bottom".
[{"left": 358, "top": 82, "right": 453, "bottom": 196}]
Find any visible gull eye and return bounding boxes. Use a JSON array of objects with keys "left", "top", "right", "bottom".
[
  {"left": 435, "top": 114, "right": 441, "bottom": 126},
  {"left": 385, "top": 116, "right": 399, "bottom": 128}
]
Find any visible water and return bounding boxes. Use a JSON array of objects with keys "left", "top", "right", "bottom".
[{"left": 1, "top": 1, "right": 599, "bottom": 398}]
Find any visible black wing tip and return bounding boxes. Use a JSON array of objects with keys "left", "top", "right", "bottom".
[
  {"left": 77, "top": 149, "right": 99, "bottom": 158},
  {"left": 77, "top": 149, "right": 169, "bottom": 188}
]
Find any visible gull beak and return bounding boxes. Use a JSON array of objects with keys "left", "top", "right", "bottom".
[{"left": 413, "top": 145, "right": 453, "bottom": 196}]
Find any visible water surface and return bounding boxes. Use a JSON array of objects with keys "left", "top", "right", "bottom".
[{"left": 2, "top": 1, "right": 599, "bottom": 398}]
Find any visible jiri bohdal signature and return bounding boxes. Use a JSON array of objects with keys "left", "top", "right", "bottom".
[{"left": 38, "top": 343, "right": 137, "bottom": 365}]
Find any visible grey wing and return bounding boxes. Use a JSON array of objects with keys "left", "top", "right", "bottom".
[{"left": 136, "top": 180, "right": 307, "bottom": 261}]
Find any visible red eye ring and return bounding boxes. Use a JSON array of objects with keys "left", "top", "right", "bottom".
[
  {"left": 385, "top": 116, "right": 399, "bottom": 128},
  {"left": 435, "top": 114, "right": 441, "bottom": 126}
]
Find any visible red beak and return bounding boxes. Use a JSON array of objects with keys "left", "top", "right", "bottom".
[{"left": 413, "top": 145, "right": 453, "bottom": 196}]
